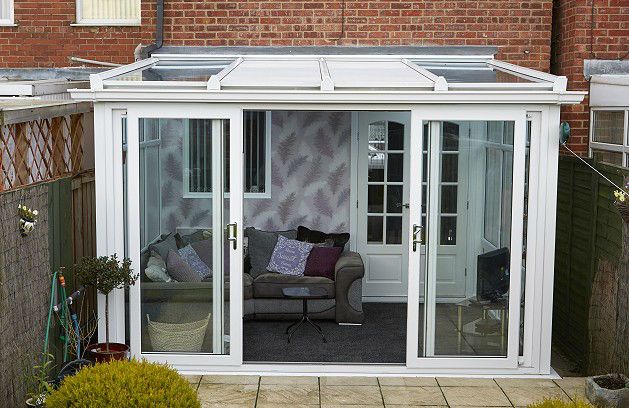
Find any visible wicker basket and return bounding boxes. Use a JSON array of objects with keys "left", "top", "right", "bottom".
[
  {"left": 146, "top": 313, "right": 211, "bottom": 352},
  {"left": 615, "top": 201, "right": 629, "bottom": 224}
]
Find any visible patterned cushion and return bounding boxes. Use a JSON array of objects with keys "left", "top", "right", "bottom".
[
  {"left": 179, "top": 245, "right": 211, "bottom": 280},
  {"left": 266, "top": 235, "right": 314, "bottom": 276},
  {"left": 245, "top": 227, "right": 298, "bottom": 278}
]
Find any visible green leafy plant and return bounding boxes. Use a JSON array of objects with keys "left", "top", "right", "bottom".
[
  {"left": 527, "top": 398, "right": 594, "bottom": 408},
  {"left": 74, "top": 254, "right": 137, "bottom": 351},
  {"left": 46, "top": 359, "right": 200, "bottom": 408},
  {"left": 23, "top": 352, "right": 55, "bottom": 406}
]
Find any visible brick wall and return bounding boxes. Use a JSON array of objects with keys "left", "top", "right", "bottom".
[
  {"left": 551, "top": 0, "right": 629, "bottom": 155},
  {"left": 1, "top": 1, "right": 553, "bottom": 70}
]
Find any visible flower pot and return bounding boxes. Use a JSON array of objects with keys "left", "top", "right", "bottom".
[
  {"left": 586, "top": 374, "right": 629, "bottom": 408},
  {"left": 85, "top": 342, "right": 129, "bottom": 363}
]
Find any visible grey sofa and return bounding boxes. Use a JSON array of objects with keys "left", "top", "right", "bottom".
[{"left": 243, "top": 229, "right": 365, "bottom": 324}]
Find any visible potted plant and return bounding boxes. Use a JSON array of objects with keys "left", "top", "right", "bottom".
[
  {"left": 24, "top": 353, "right": 54, "bottom": 407},
  {"left": 74, "top": 254, "right": 137, "bottom": 362},
  {"left": 586, "top": 374, "right": 629, "bottom": 408}
]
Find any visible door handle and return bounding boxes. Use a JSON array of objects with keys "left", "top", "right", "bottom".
[
  {"left": 225, "top": 222, "right": 237, "bottom": 250},
  {"left": 396, "top": 203, "right": 410, "bottom": 209},
  {"left": 412, "top": 224, "right": 423, "bottom": 252}
]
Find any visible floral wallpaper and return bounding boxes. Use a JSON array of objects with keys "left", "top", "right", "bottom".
[
  {"left": 244, "top": 111, "right": 351, "bottom": 232},
  {"left": 151, "top": 111, "right": 351, "bottom": 236}
]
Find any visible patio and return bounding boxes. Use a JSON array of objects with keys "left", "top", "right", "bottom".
[{"left": 184, "top": 374, "right": 587, "bottom": 407}]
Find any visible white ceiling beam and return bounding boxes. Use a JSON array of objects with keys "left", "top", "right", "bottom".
[
  {"left": 207, "top": 57, "right": 243, "bottom": 91},
  {"left": 319, "top": 58, "right": 334, "bottom": 91},
  {"left": 402, "top": 58, "right": 448, "bottom": 91}
]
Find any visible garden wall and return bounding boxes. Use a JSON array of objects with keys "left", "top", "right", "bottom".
[
  {"left": 554, "top": 155, "right": 628, "bottom": 375},
  {"left": 0, "top": 171, "right": 96, "bottom": 407}
]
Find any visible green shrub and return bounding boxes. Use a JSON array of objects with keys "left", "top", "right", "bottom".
[
  {"left": 46, "top": 359, "right": 200, "bottom": 408},
  {"left": 527, "top": 398, "right": 594, "bottom": 408}
]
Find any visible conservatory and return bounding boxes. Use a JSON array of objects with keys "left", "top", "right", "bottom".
[{"left": 70, "top": 47, "right": 584, "bottom": 376}]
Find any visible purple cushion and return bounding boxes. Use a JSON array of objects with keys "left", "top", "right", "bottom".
[
  {"left": 178, "top": 244, "right": 211, "bottom": 280},
  {"left": 166, "top": 250, "right": 202, "bottom": 282},
  {"left": 304, "top": 246, "right": 343, "bottom": 280},
  {"left": 266, "top": 235, "right": 314, "bottom": 276},
  {"left": 191, "top": 238, "right": 213, "bottom": 268}
]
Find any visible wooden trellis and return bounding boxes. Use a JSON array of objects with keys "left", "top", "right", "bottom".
[{"left": 0, "top": 102, "right": 91, "bottom": 191}]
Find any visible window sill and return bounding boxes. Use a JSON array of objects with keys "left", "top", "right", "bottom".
[
  {"left": 71, "top": 22, "right": 141, "bottom": 27},
  {"left": 0, "top": 23, "right": 17, "bottom": 27}
]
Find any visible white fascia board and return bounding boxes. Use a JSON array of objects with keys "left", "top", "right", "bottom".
[
  {"left": 69, "top": 88, "right": 586, "bottom": 105},
  {"left": 154, "top": 53, "right": 495, "bottom": 63},
  {"left": 207, "top": 57, "right": 243, "bottom": 91}
]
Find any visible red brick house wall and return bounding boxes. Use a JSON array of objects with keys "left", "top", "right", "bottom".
[
  {"left": 551, "top": 0, "right": 629, "bottom": 155},
  {"left": 0, "top": 1, "right": 553, "bottom": 70}
]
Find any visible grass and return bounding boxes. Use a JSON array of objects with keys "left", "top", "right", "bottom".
[{"left": 527, "top": 398, "right": 594, "bottom": 408}]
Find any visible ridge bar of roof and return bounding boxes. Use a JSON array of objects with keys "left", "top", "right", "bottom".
[
  {"left": 207, "top": 57, "right": 243, "bottom": 91},
  {"left": 401, "top": 58, "right": 448, "bottom": 91},
  {"left": 319, "top": 58, "right": 334, "bottom": 91}
]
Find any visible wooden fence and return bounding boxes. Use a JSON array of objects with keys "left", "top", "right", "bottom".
[{"left": 553, "top": 156, "right": 626, "bottom": 372}]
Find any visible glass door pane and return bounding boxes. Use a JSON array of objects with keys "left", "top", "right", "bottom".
[
  {"left": 137, "top": 117, "right": 229, "bottom": 354},
  {"left": 426, "top": 120, "right": 517, "bottom": 358}
]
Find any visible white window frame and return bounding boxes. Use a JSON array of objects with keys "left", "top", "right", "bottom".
[
  {"left": 0, "top": 0, "right": 14, "bottom": 26},
  {"left": 74, "top": 0, "right": 141, "bottom": 26},
  {"left": 183, "top": 111, "right": 272, "bottom": 199},
  {"left": 589, "top": 108, "right": 629, "bottom": 167}
]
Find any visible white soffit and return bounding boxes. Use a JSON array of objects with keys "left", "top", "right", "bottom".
[
  {"left": 326, "top": 59, "right": 433, "bottom": 88},
  {"left": 219, "top": 59, "right": 321, "bottom": 89}
]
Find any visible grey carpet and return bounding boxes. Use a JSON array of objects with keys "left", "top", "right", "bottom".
[{"left": 243, "top": 303, "right": 407, "bottom": 364}]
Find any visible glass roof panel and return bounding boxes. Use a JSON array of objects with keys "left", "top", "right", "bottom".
[
  {"left": 109, "top": 59, "right": 234, "bottom": 82},
  {"left": 411, "top": 61, "right": 544, "bottom": 84},
  {"left": 327, "top": 60, "right": 433, "bottom": 88},
  {"left": 220, "top": 59, "right": 321, "bottom": 88}
]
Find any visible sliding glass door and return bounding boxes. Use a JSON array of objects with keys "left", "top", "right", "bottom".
[
  {"left": 407, "top": 107, "right": 526, "bottom": 369},
  {"left": 126, "top": 104, "right": 243, "bottom": 367}
]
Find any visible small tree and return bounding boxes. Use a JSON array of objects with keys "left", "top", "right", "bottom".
[{"left": 74, "top": 255, "right": 137, "bottom": 352}]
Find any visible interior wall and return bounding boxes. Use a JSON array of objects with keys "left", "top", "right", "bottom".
[{"left": 244, "top": 111, "right": 352, "bottom": 233}]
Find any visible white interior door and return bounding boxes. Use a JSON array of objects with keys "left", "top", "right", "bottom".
[
  {"left": 357, "top": 112, "right": 410, "bottom": 300},
  {"left": 126, "top": 104, "right": 243, "bottom": 368}
]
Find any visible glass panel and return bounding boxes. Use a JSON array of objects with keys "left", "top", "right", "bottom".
[
  {"left": 412, "top": 61, "right": 545, "bottom": 84},
  {"left": 368, "top": 185, "right": 384, "bottom": 213},
  {"left": 387, "top": 185, "right": 403, "bottom": 213},
  {"left": 441, "top": 185, "right": 457, "bottom": 214},
  {"left": 367, "top": 216, "right": 383, "bottom": 244},
  {"left": 591, "top": 149, "right": 623, "bottom": 166},
  {"left": 80, "top": 0, "right": 139, "bottom": 20},
  {"left": 244, "top": 111, "right": 266, "bottom": 193},
  {"left": 592, "top": 111, "right": 625, "bottom": 145},
  {"left": 443, "top": 122, "right": 459, "bottom": 151},
  {"left": 388, "top": 121, "right": 404, "bottom": 150},
  {"left": 139, "top": 117, "right": 229, "bottom": 355},
  {"left": 386, "top": 216, "right": 402, "bottom": 245},
  {"left": 428, "top": 120, "right": 515, "bottom": 358},
  {"left": 368, "top": 121, "right": 386, "bottom": 182},
  {"left": 441, "top": 154, "right": 458, "bottom": 182},
  {"left": 439, "top": 216, "right": 457, "bottom": 245},
  {"left": 519, "top": 119, "right": 532, "bottom": 356},
  {"left": 111, "top": 60, "right": 233, "bottom": 82},
  {"left": 387, "top": 153, "right": 404, "bottom": 182}
]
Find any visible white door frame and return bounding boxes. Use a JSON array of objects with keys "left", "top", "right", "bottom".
[
  {"left": 406, "top": 105, "right": 527, "bottom": 370},
  {"left": 124, "top": 103, "right": 243, "bottom": 367}
]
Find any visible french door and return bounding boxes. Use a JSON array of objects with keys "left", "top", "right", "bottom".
[
  {"left": 125, "top": 104, "right": 243, "bottom": 368},
  {"left": 406, "top": 107, "right": 526, "bottom": 370}
]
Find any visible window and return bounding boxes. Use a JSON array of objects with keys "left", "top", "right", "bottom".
[
  {"left": 76, "top": 0, "right": 140, "bottom": 25},
  {"left": 590, "top": 109, "right": 629, "bottom": 167},
  {"left": 0, "top": 0, "right": 14, "bottom": 25},
  {"left": 183, "top": 111, "right": 271, "bottom": 197}
]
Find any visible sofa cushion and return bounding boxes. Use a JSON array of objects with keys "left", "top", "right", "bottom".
[
  {"left": 176, "top": 230, "right": 207, "bottom": 248},
  {"left": 266, "top": 236, "right": 314, "bottom": 276},
  {"left": 179, "top": 244, "right": 211, "bottom": 280},
  {"left": 245, "top": 227, "right": 297, "bottom": 278},
  {"left": 145, "top": 251, "right": 172, "bottom": 282},
  {"left": 191, "top": 238, "right": 212, "bottom": 267},
  {"left": 253, "top": 273, "right": 335, "bottom": 299},
  {"left": 243, "top": 273, "right": 254, "bottom": 300},
  {"left": 304, "top": 246, "right": 343, "bottom": 280},
  {"left": 296, "top": 226, "right": 350, "bottom": 249},
  {"left": 166, "top": 249, "right": 202, "bottom": 282},
  {"left": 150, "top": 233, "right": 179, "bottom": 260}
]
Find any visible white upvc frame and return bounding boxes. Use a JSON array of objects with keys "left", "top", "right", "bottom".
[
  {"left": 406, "top": 105, "right": 527, "bottom": 370},
  {"left": 0, "top": 0, "right": 14, "bottom": 26},
  {"left": 124, "top": 102, "right": 243, "bottom": 368},
  {"left": 74, "top": 0, "right": 141, "bottom": 26},
  {"left": 589, "top": 107, "right": 629, "bottom": 167},
  {"left": 89, "top": 98, "right": 571, "bottom": 376}
]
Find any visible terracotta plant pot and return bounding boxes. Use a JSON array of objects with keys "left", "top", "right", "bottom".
[
  {"left": 586, "top": 374, "right": 629, "bottom": 408},
  {"left": 85, "top": 342, "right": 129, "bottom": 363}
]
